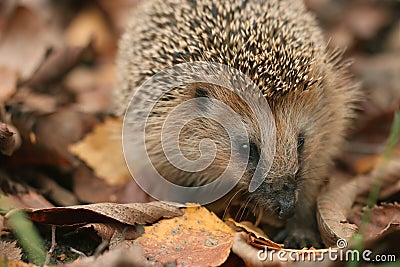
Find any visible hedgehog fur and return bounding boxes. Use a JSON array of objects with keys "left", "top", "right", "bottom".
[{"left": 114, "top": 0, "right": 360, "bottom": 248}]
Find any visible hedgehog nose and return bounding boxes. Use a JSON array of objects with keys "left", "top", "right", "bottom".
[{"left": 277, "top": 198, "right": 295, "bottom": 219}]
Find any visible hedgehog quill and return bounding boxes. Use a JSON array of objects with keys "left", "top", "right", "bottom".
[{"left": 114, "top": 0, "right": 360, "bottom": 248}]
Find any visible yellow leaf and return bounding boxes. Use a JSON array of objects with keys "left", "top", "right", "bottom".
[
  {"left": 136, "top": 205, "right": 235, "bottom": 267},
  {"left": 69, "top": 117, "right": 130, "bottom": 185}
]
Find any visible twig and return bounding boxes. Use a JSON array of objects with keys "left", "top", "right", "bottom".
[
  {"left": 36, "top": 174, "right": 79, "bottom": 206},
  {"left": 0, "top": 122, "right": 21, "bottom": 156},
  {"left": 70, "top": 247, "right": 87, "bottom": 258},
  {"left": 0, "top": 104, "right": 21, "bottom": 155},
  {"left": 44, "top": 225, "right": 57, "bottom": 266},
  {"left": 93, "top": 240, "right": 109, "bottom": 258}
]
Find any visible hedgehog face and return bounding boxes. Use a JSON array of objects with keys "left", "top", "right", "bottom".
[
  {"left": 251, "top": 87, "right": 332, "bottom": 220},
  {"left": 183, "top": 83, "right": 312, "bottom": 220},
  {"left": 250, "top": 109, "right": 304, "bottom": 220},
  {"left": 145, "top": 79, "right": 334, "bottom": 220},
  {"left": 248, "top": 89, "right": 319, "bottom": 220}
]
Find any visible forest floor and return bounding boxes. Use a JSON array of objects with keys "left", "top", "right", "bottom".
[{"left": 0, "top": 0, "right": 399, "bottom": 266}]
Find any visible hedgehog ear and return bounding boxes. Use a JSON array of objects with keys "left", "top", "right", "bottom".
[
  {"left": 188, "top": 83, "right": 212, "bottom": 112},
  {"left": 194, "top": 87, "right": 209, "bottom": 98},
  {"left": 188, "top": 82, "right": 211, "bottom": 99}
]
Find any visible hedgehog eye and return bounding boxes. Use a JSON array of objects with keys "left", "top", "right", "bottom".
[
  {"left": 297, "top": 133, "right": 305, "bottom": 154},
  {"left": 239, "top": 140, "right": 260, "bottom": 165},
  {"left": 249, "top": 141, "right": 260, "bottom": 164},
  {"left": 194, "top": 87, "right": 209, "bottom": 98}
]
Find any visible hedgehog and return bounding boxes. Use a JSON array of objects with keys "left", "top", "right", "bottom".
[{"left": 114, "top": 0, "right": 360, "bottom": 248}]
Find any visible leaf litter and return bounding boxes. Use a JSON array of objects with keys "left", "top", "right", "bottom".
[{"left": 0, "top": 0, "right": 399, "bottom": 266}]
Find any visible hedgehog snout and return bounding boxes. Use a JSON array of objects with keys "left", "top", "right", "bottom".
[
  {"left": 276, "top": 195, "right": 296, "bottom": 219},
  {"left": 256, "top": 173, "right": 298, "bottom": 220},
  {"left": 263, "top": 175, "right": 297, "bottom": 220},
  {"left": 271, "top": 176, "right": 297, "bottom": 219}
]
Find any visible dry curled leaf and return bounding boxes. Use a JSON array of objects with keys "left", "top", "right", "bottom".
[
  {"left": 24, "top": 44, "right": 94, "bottom": 88},
  {"left": 317, "top": 158, "right": 400, "bottom": 246},
  {"left": 232, "top": 232, "right": 287, "bottom": 267},
  {"left": 6, "top": 201, "right": 182, "bottom": 226},
  {"left": 227, "top": 218, "right": 283, "bottom": 249},
  {"left": 232, "top": 232, "right": 335, "bottom": 267},
  {"left": 77, "top": 223, "right": 141, "bottom": 249},
  {"left": 349, "top": 203, "right": 400, "bottom": 240},
  {"left": 361, "top": 224, "right": 400, "bottom": 258},
  {"left": 0, "top": 183, "right": 54, "bottom": 209},
  {"left": 135, "top": 205, "right": 235, "bottom": 267},
  {"left": 316, "top": 179, "right": 359, "bottom": 247}
]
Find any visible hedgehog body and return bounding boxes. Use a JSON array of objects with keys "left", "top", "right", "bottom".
[{"left": 115, "top": 0, "right": 359, "bottom": 247}]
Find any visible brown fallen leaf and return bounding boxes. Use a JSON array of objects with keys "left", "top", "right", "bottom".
[
  {"left": 0, "top": 181, "right": 54, "bottom": 209},
  {"left": 233, "top": 232, "right": 337, "bottom": 267},
  {"left": 317, "top": 158, "right": 400, "bottom": 246},
  {"left": 6, "top": 87, "right": 58, "bottom": 115},
  {"left": 0, "top": 1, "right": 18, "bottom": 30},
  {"left": 352, "top": 154, "right": 382, "bottom": 175},
  {"left": 379, "top": 179, "right": 400, "bottom": 200},
  {"left": 353, "top": 54, "right": 400, "bottom": 112},
  {"left": 64, "top": 4, "right": 116, "bottom": 57},
  {"left": 346, "top": 3, "right": 390, "bottom": 40},
  {"left": 63, "top": 242, "right": 162, "bottom": 267},
  {"left": 386, "top": 21, "right": 400, "bottom": 52},
  {"left": 3, "top": 105, "right": 98, "bottom": 170},
  {"left": 317, "top": 179, "right": 359, "bottom": 247},
  {"left": 0, "top": 215, "right": 4, "bottom": 230},
  {"left": 0, "top": 67, "right": 17, "bottom": 102},
  {"left": 135, "top": 205, "right": 235, "bottom": 267},
  {"left": 0, "top": 241, "right": 21, "bottom": 261},
  {"left": 72, "top": 165, "right": 123, "bottom": 203},
  {"left": 361, "top": 224, "right": 400, "bottom": 257},
  {"left": 227, "top": 218, "right": 283, "bottom": 249},
  {"left": 227, "top": 219, "right": 267, "bottom": 238},
  {"left": 0, "top": 254, "right": 37, "bottom": 267},
  {"left": 33, "top": 173, "right": 79, "bottom": 207},
  {"left": 77, "top": 223, "right": 141, "bottom": 249},
  {"left": 63, "top": 64, "right": 114, "bottom": 114},
  {"left": 24, "top": 44, "right": 95, "bottom": 88},
  {"left": 348, "top": 203, "right": 400, "bottom": 240},
  {"left": 69, "top": 117, "right": 130, "bottom": 186},
  {"left": 57, "top": 254, "right": 67, "bottom": 261},
  {"left": 96, "top": 0, "right": 140, "bottom": 35},
  {"left": 232, "top": 232, "right": 286, "bottom": 267},
  {"left": 30, "top": 107, "right": 99, "bottom": 168},
  {"left": 0, "top": 123, "right": 20, "bottom": 156},
  {"left": 0, "top": 5, "right": 59, "bottom": 80},
  {"left": 6, "top": 192, "right": 54, "bottom": 210},
  {"left": 73, "top": 165, "right": 154, "bottom": 204},
  {"left": 6, "top": 201, "right": 182, "bottom": 226}
]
